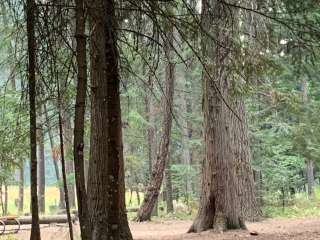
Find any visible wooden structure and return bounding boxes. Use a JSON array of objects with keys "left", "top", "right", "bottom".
[
  {"left": 0, "top": 214, "right": 78, "bottom": 235},
  {"left": 0, "top": 216, "right": 20, "bottom": 235}
]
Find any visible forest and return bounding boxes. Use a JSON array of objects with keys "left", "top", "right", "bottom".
[{"left": 0, "top": 0, "right": 320, "bottom": 240}]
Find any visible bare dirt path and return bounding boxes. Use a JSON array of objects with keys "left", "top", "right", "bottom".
[
  {"left": 131, "top": 218, "right": 320, "bottom": 240},
  {"left": 3, "top": 217, "right": 320, "bottom": 240}
]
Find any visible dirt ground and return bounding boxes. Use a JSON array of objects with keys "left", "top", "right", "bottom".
[{"left": 3, "top": 217, "right": 320, "bottom": 240}]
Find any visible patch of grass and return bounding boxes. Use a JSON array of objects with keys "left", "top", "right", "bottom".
[
  {"left": 128, "top": 200, "right": 197, "bottom": 221},
  {"left": 5, "top": 186, "right": 143, "bottom": 216},
  {"left": 263, "top": 188, "right": 320, "bottom": 218},
  {"left": 6, "top": 186, "right": 60, "bottom": 215},
  {"left": 0, "top": 236, "right": 18, "bottom": 240}
]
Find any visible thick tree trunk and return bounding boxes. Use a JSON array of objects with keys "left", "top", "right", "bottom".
[
  {"left": 233, "top": 100, "right": 261, "bottom": 221},
  {"left": 136, "top": 25, "right": 175, "bottom": 222},
  {"left": 18, "top": 163, "right": 24, "bottom": 214},
  {"left": 87, "top": 0, "right": 132, "bottom": 239},
  {"left": 87, "top": 0, "right": 110, "bottom": 235},
  {"left": 27, "top": 0, "right": 41, "bottom": 238},
  {"left": 73, "top": 0, "right": 90, "bottom": 238},
  {"left": 38, "top": 106, "right": 45, "bottom": 214},
  {"left": 189, "top": 0, "right": 245, "bottom": 233}
]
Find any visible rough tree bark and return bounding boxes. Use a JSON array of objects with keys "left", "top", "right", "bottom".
[
  {"left": 136, "top": 24, "right": 175, "bottom": 222},
  {"left": 73, "top": 0, "right": 91, "bottom": 238},
  {"left": 87, "top": 0, "right": 132, "bottom": 239},
  {"left": 26, "top": 0, "right": 41, "bottom": 238},
  {"left": 233, "top": 100, "right": 261, "bottom": 221},
  {"left": 188, "top": 0, "right": 246, "bottom": 233},
  {"left": 144, "top": 65, "right": 159, "bottom": 216},
  {"left": 236, "top": 0, "right": 261, "bottom": 220}
]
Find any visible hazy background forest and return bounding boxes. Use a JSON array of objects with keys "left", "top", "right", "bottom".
[{"left": 1, "top": 0, "right": 320, "bottom": 240}]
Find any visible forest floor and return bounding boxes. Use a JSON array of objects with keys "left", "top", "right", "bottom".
[{"left": 3, "top": 217, "right": 320, "bottom": 240}]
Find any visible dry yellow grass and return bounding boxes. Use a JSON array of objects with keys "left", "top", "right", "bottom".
[
  {"left": 5, "top": 186, "right": 142, "bottom": 215},
  {"left": 6, "top": 186, "right": 61, "bottom": 215}
]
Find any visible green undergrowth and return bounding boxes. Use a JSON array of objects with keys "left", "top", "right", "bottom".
[
  {"left": 128, "top": 200, "right": 198, "bottom": 221},
  {"left": 263, "top": 188, "right": 320, "bottom": 218}
]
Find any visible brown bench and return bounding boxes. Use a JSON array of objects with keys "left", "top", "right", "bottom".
[
  {"left": 0, "top": 216, "right": 21, "bottom": 235},
  {"left": 0, "top": 216, "right": 18, "bottom": 221}
]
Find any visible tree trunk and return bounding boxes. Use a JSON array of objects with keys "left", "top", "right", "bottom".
[
  {"left": 4, "top": 184, "right": 8, "bottom": 216},
  {"left": 59, "top": 75, "right": 76, "bottom": 209},
  {"left": 57, "top": 84, "right": 74, "bottom": 240},
  {"left": 3, "top": 215, "right": 77, "bottom": 225},
  {"left": 87, "top": 0, "right": 132, "bottom": 239},
  {"left": 233, "top": 100, "right": 261, "bottom": 221},
  {"left": 84, "top": 158, "right": 89, "bottom": 187},
  {"left": 0, "top": 185, "right": 4, "bottom": 215},
  {"left": 27, "top": 0, "right": 41, "bottom": 238},
  {"left": 145, "top": 69, "right": 159, "bottom": 217},
  {"left": 306, "top": 159, "right": 314, "bottom": 196},
  {"left": 136, "top": 24, "right": 175, "bottom": 222},
  {"left": 0, "top": 2, "right": 16, "bottom": 90},
  {"left": 145, "top": 71, "right": 157, "bottom": 181},
  {"left": 151, "top": 199, "right": 158, "bottom": 217},
  {"left": 181, "top": 71, "right": 193, "bottom": 167},
  {"left": 254, "top": 170, "right": 263, "bottom": 207},
  {"left": 119, "top": 137, "right": 133, "bottom": 240},
  {"left": 0, "top": 183, "right": 5, "bottom": 216},
  {"left": 44, "top": 104, "right": 65, "bottom": 209},
  {"left": 165, "top": 157, "right": 174, "bottom": 213},
  {"left": 189, "top": 0, "right": 245, "bottom": 233},
  {"left": 38, "top": 106, "right": 45, "bottom": 214},
  {"left": 136, "top": 190, "right": 141, "bottom": 206},
  {"left": 300, "top": 80, "right": 314, "bottom": 196},
  {"left": 73, "top": 0, "right": 91, "bottom": 238},
  {"left": 259, "top": 171, "right": 263, "bottom": 206},
  {"left": 64, "top": 117, "right": 76, "bottom": 209},
  {"left": 18, "top": 163, "right": 24, "bottom": 214},
  {"left": 181, "top": 74, "right": 193, "bottom": 198}
]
